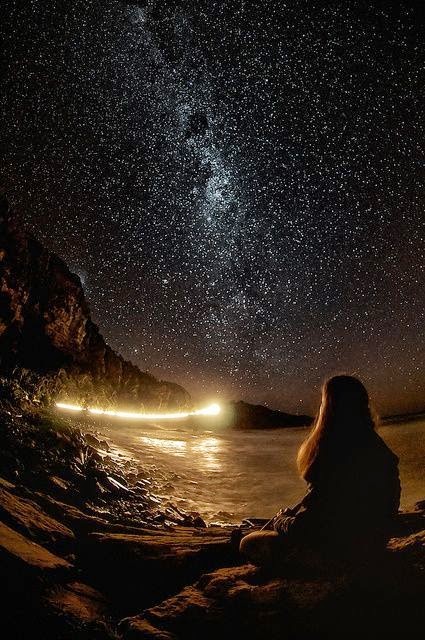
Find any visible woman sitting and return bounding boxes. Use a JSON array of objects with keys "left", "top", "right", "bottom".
[{"left": 240, "top": 375, "right": 401, "bottom": 568}]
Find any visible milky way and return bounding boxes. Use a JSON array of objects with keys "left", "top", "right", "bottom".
[{"left": 1, "top": 1, "right": 425, "bottom": 414}]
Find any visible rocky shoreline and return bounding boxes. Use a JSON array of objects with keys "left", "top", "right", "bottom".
[
  {"left": 1, "top": 400, "right": 425, "bottom": 639},
  {"left": 0, "top": 401, "right": 240, "bottom": 637}
]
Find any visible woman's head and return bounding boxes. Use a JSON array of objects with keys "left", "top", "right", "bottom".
[
  {"left": 297, "top": 375, "right": 376, "bottom": 481},
  {"left": 319, "top": 375, "right": 371, "bottom": 419}
]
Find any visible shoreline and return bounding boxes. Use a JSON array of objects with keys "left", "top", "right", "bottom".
[
  {"left": 1, "top": 402, "right": 425, "bottom": 638},
  {"left": 62, "top": 408, "right": 425, "bottom": 521}
]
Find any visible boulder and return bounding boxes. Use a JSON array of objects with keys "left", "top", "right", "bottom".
[
  {"left": 121, "top": 618, "right": 176, "bottom": 640},
  {"left": 24, "top": 489, "right": 151, "bottom": 536},
  {"left": 120, "top": 530, "right": 425, "bottom": 640},
  {"left": 0, "top": 521, "right": 72, "bottom": 583},
  {"left": 47, "top": 580, "right": 108, "bottom": 620},
  {"left": 0, "top": 484, "right": 74, "bottom": 553},
  {"left": 388, "top": 529, "right": 425, "bottom": 569},
  {"left": 79, "top": 526, "right": 238, "bottom": 614}
]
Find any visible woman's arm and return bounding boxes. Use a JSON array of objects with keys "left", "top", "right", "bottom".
[{"left": 273, "top": 484, "right": 321, "bottom": 536}]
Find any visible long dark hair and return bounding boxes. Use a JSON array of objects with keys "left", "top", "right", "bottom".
[{"left": 297, "top": 375, "right": 376, "bottom": 481}]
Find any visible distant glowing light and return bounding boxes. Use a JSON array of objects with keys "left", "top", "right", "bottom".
[
  {"left": 55, "top": 401, "right": 221, "bottom": 420},
  {"left": 195, "top": 402, "right": 221, "bottom": 416},
  {"left": 55, "top": 402, "right": 84, "bottom": 412}
]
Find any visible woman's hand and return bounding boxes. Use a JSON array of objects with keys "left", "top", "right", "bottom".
[
  {"left": 273, "top": 506, "right": 298, "bottom": 535},
  {"left": 261, "top": 507, "right": 294, "bottom": 531},
  {"left": 276, "top": 507, "right": 293, "bottom": 517}
]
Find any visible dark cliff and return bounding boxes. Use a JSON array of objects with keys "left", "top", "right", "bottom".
[{"left": 0, "top": 196, "right": 190, "bottom": 410}]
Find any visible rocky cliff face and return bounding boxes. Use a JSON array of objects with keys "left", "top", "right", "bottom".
[{"left": 0, "top": 196, "right": 190, "bottom": 410}]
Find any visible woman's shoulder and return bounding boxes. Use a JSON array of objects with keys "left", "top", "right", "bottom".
[{"left": 368, "top": 431, "right": 399, "bottom": 465}]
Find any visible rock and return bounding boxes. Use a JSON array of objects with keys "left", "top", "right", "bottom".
[
  {"left": 0, "top": 483, "right": 74, "bottom": 553},
  {"left": 388, "top": 529, "right": 425, "bottom": 569},
  {"left": 0, "top": 522, "right": 114, "bottom": 639},
  {"left": 414, "top": 499, "right": 425, "bottom": 511},
  {"left": 29, "top": 490, "right": 154, "bottom": 536},
  {"left": 0, "top": 521, "right": 72, "bottom": 581},
  {"left": 119, "top": 532, "right": 425, "bottom": 640},
  {"left": 120, "top": 618, "right": 176, "bottom": 640},
  {"left": 98, "top": 439, "right": 110, "bottom": 452},
  {"left": 105, "top": 474, "right": 131, "bottom": 492},
  {"left": 85, "top": 433, "right": 102, "bottom": 448},
  {"left": 119, "top": 585, "right": 213, "bottom": 639},
  {"left": 46, "top": 581, "right": 110, "bottom": 626},
  {"left": 48, "top": 474, "right": 72, "bottom": 493},
  {"left": 0, "top": 407, "right": 185, "bottom": 529},
  {"left": 390, "top": 510, "right": 425, "bottom": 537},
  {"left": 0, "top": 447, "right": 22, "bottom": 478},
  {"left": 79, "top": 527, "right": 239, "bottom": 613},
  {"left": 0, "top": 475, "right": 16, "bottom": 490}
]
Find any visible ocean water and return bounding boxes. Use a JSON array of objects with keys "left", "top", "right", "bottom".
[{"left": 88, "top": 417, "right": 425, "bottom": 525}]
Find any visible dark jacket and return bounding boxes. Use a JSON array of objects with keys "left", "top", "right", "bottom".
[{"left": 274, "top": 430, "right": 400, "bottom": 553}]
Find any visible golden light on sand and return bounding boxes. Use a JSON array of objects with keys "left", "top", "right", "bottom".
[{"left": 55, "top": 401, "right": 221, "bottom": 420}]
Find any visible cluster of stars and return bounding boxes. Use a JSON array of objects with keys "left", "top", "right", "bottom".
[{"left": 1, "top": 0, "right": 425, "bottom": 414}]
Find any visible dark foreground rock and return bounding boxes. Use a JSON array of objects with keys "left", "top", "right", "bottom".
[
  {"left": 120, "top": 527, "right": 425, "bottom": 640},
  {"left": 0, "top": 520, "right": 72, "bottom": 579},
  {"left": 0, "top": 480, "right": 75, "bottom": 553},
  {"left": 0, "top": 471, "right": 239, "bottom": 639},
  {"left": 79, "top": 527, "right": 238, "bottom": 616}
]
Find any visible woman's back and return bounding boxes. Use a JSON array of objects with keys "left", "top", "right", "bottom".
[{"left": 305, "top": 430, "right": 400, "bottom": 548}]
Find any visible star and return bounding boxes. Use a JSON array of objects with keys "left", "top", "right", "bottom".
[{"left": 1, "top": 0, "right": 424, "bottom": 414}]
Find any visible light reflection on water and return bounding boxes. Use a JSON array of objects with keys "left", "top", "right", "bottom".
[
  {"left": 191, "top": 437, "right": 222, "bottom": 471},
  {"left": 94, "top": 418, "right": 425, "bottom": 525},
  {"left": 139, "top": 435, "right": 223, "bottom": 471},
  {"left": 140, "top": 436, "right": 187, "bottom": 456}
]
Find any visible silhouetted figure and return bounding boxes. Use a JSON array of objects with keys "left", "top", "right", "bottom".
[{"left": 240, "top": 375, "right": 401, "bottom": 568}]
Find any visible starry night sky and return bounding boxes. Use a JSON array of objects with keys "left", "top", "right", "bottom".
[{"left": 1, "top": 1, "right": 425, "bottom": 415}]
